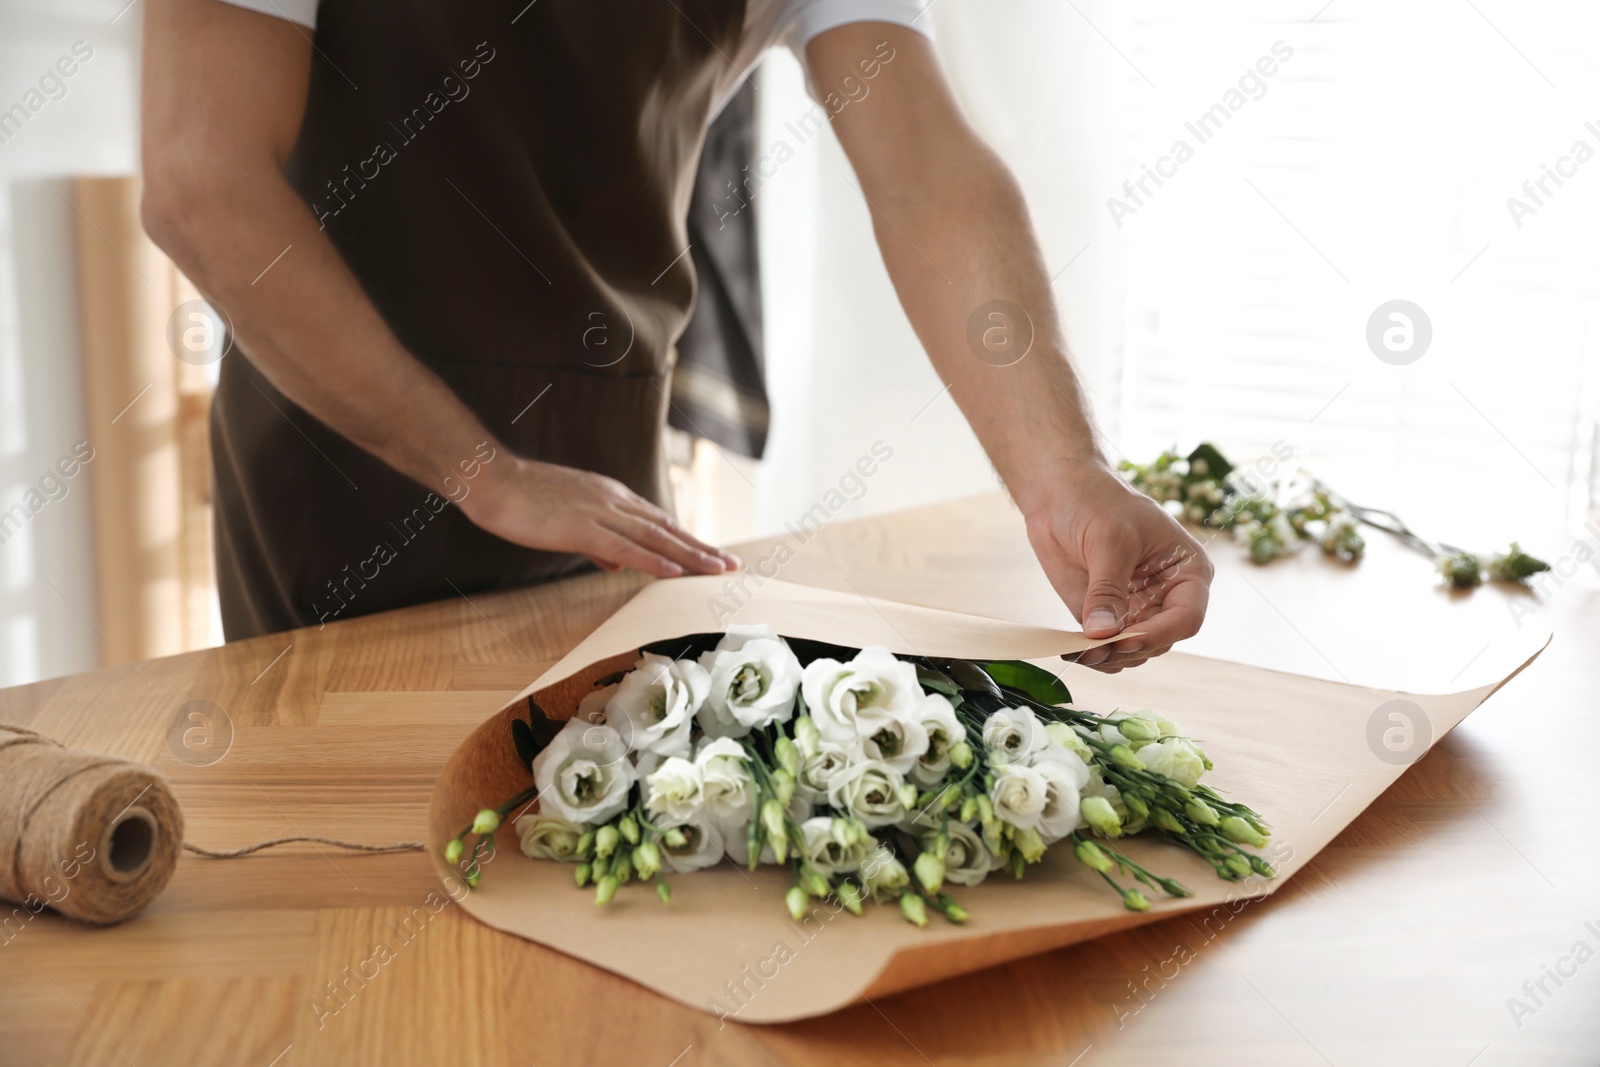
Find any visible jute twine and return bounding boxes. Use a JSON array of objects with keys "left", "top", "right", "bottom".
[
  {"left": 0, "top": 725, "right": 184, "bottom": 925},
  {"left": 1, "top": 725, "right": 423, "bottom": 926}
]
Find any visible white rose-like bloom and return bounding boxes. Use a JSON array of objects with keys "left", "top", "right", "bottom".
[
  {"left": 695, "top": 736, "right": 756, "bottom": 832},
  {"left": 605, "top": 652, "right": 709, "bottom": 758},
  {"left": 827, "top": 758, "right": 906, "bottom": 827},
  {"left": 696, "top": 630, "right": 802, "bottom": 738},
  {"left": 801, "top": 647, "right": 922, "bottom": 747},
  {"left": 859, "top": 715, "right": 930, "bottom": 777},
  {"left": 1138, "top": 737, "right": 1207, "bottom": 788},
  {"left": 797, "top": 816, "right": 873, "bottom": 876},
  {"left": 1031, "top": 747, "right": 1091, "bottom": 843},
  {"left": 794, "top": 742, "right": 854, "bottom": 806},
  {"left": 909, "top": 694, "right": 963, "bottom": 787},
  {"left": 575, "top": 683, "right": 617, "bottom": 725},
  {"left": 532, "top": 718, "right": 637, "bottom": 825},
  {"left": 924, "top": 821, "right": 998, "bottom": 887},
  {"left": 982, "top": 706, "right": 1047, "bottom": 765},
  {"left": 514, "top": 814, "right": 586, "bottom": 862},
  {"left": 642, "top": 755, "right": 704, "bottom": 825},
  {"left": 659, "top": 818, "right": 726, "bottom": 872},
  {"left": 989, "top": 762, "right": 1049, "bottom": 830}
]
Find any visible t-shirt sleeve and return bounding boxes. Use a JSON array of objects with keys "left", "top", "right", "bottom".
[
  {"left": 774, "top": 0, "right": 932, "bottom": 100},
  {"left": 215, "top": 0, "right": 318, "bottom": 28}
]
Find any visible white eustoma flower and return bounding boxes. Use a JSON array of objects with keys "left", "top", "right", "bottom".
[
  {"left": 642, "top": 755, "right": 704, "bottom": 825},
  {"left": 695, "top": 736, "right": 756, "bottom": 831},
  {"left": 797, "top": 816, "right": 873, "bottom": 876},
  {"left": 605, "top": 652, "right": 709, "bottom": 758},
  {"left": 982, "top": 706, "right": 1047, "bottom": 765},
  {"left": 1031, "top": 747, "right": 1091, "bottom": 843},
  {"left": 532, "top": 718, "right": 637, "bottom": 825},
  {"left": 696, "top": 627, "right": 802, "bottom": 738},
  {"left": 659, "top": 818, "right": 726, "bottom": 873},
  {"left": 859, "top": 714, "right": 930, "bottom": 777},
  {"left": 827, "top": 758, "right": 906, "bottom": 827},
  {"left": 801, "top": 647, "right": 922, "bottom": 747},
  {"left": 910, "top": 694, "right": 964, "bottom": 787},
  {"left": 1138, "top": 737, "right": 1207, "bottom": 788},
  {"left": 927, "top": 821, "right": 998, "bottom": 887},
  {"left": 794, "top": 742, "right": 854, "bottom": 806},
  {"left": 575, "top": 683, "right": 617, "bottom": 725},
  {"left": 514, "top": 814, "right": 586, "bottom": 862},
  {"left": 989, "top": 762, "right": 1049, "bottom": 830}
]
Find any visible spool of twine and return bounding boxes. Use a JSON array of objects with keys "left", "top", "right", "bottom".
[{"left": 0, "top": 725, "right": 183, "bottom": 925}]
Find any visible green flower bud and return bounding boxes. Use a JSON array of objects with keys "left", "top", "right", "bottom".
[
  {"left": 1118, "top": 717, "right": 1160, "bottom": 742},
  {"left": 981, "top": 819, "right": 1006, "bottom": 853},
  {"left": 574, "top": 862, "right": 593, "bottom": 887},
  {"left": 975, "top": 795, "right": 994, "bottom": 825},
  {"left": 594, "top": 875, "right": 618, "bottom": 905},
  {"left": 1122, "top": 889, "right": 1150, "bottom": 912},
  {"left": 837, "top": 881, "right": 864, "bottom": 916},
  {"left": 1220, "top": 815, "right": 1269, "bottom": 848},
  {"left": 914, "top": 851, "right": 945, "bottom": 893},
  {"left": 613, "top": 850, "right": 634, "bottom": 884},
  {"left": 1249, "top": 855, "right": 1276, "bottom": 878},
  {"left": 1185, "top": 799, "right": 1221, "bottom": 827},
  {"left": 1225, "top": 853, "right": 1253, "bottom": 878},
  {"left": 770, "top": 768, "right": 796, "bottom": 807},
  {"left": 942, "top": 901, "right": 969, "bottom": 924},
  {"left": 794, "top": 716, "right": 821, "bottom": 758},
  {"left": 464, "top": 867, "right": 481, "bottom": 889},
  {"left": 786, "top": 886, "right": 809, "bottom": 921},
  {"left": 799, "top": 863, "right": 831, "bottom": 899},
  {"left": 959, "top": 796, "right": 979, "bottom": 823},
  {"left": 899, "top": 894, "right": 929, "bottom": 927},
  {"left": 1013, "top": 826, "right": 1046, "bottom": 864},
  {"left": 948, "top": 740, "right": 974, "bottom": 770},
  {"left": 619, "top": 815, "right": 640, "bottom": 845},
  {"left": 940, "top": 785, "right": 961, "bottom": 811},
  {"left": 1150, "top": 807, "right": 1185, "bottom": 834},
  {"left": 1074, "top": 838, "right": 1113, "bottom": 873},
  {"left": 762, "top": 798, "right": 788, "bottom": 850},
  {"left": 1110, "top": 744, "right": 1145, "bottom": 771},
  {"left": 576, "top": 830, "right": 595, "bottom": 856},
  {"left": 444, "top": 837, "right": 464, "bottom": 865},
  {"left": 897, "top": 783, "right": 920, "bottom": 810},
  {"left": 774, "top": 735, "right": 801, "bottom": 777},
  {"left": 656, "top": 880, "right": 672, "bottom": 904},
  {"left": 634, "top": 841, "right": 662, "bottom": 879},
  {"left": 663, "top": 827, "right": 688, "bottom": 848},
  {"left": 595, "top": 824, "right": 620, "bottom": 858},
  {"left": 1123, "top": 793, "right": 1150, "bottom": 819},
  {"left": 471, "top": 808, "right": 501, "bottom": 835},
  {"left": 1159, "top": 877, "right": 1192, "bottom": 898},
  {"left": 1081, "top": 795, "right": 1123, "bottom": 838},
  {"left": 1009, "top": 849, "right": 1027, "bottom": 880},
  {"left": 830, "top": 816, "right": 865, "bottom": 848}
]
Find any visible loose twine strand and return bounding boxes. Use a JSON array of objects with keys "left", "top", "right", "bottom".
[{"left": 1, "top": 724, "right": 424, "bottom": 923}]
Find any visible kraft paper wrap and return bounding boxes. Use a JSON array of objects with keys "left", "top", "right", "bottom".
[{"left": 428, "top": 576, "right": 1543, "bottom": 1023}]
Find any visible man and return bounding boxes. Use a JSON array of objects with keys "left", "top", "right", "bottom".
[{"left": 140, "top": 0, "right": 1211, "bottom": 672}]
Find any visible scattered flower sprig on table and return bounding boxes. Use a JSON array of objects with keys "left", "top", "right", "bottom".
[
  {"left": 1120, "top": 443, "right": 1550, "bottom": 590},
  {"left": 445, "top": 627, "right": 1276, "bottom": 926}
]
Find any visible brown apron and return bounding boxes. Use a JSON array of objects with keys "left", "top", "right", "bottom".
[{"left": 211, "top": 0, "right": 747, "bottom": 638}]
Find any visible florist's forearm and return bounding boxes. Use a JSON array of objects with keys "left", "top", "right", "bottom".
[
  {"left": 871, "top": 155, "right": 1108, "bottom": 515},
  {"left": 145, "top": 176, "right": 504, "bottom": 498}
]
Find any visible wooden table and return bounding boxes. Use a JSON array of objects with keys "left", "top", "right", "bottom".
[{"left": 3, "top": 493, "right": 1596, "bottom": 1066}]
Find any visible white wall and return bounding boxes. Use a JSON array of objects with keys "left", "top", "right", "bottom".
[{"left": 0, "top": 0, "right": 142, "bottom": 685}]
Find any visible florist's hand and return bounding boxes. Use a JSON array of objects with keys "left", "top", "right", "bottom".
[
  {"left": 1023, "top": 463, "right": 1213, "bottom": 673},
  {"left": 462, "top": 455, "right": 739, "bottom": 578}
]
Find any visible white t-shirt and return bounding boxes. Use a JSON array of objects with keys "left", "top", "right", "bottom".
[{"left": 220, "top": 0, "right": 931, "bottom": 111}]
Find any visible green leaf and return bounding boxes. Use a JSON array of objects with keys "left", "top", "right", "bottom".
[
  {"left": 1186, "top": 442, "right": 1234, "bottom": 480},
  {"left": 510, "top": 697, "right": 564, "bottom": 769},
  {"left": 915, "top": 663, "right": 960, "bottom": 697},
  {"left": 981, "top": 660, "right": 1072, "bottom": 706}
]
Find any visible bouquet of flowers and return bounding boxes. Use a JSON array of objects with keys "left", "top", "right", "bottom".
[
  {"left": 443, "top": 626, "right": 1275, "bottom": 927},
  {"left": 1122, "top": 442, "right": 1550, "bottom": 589}
]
